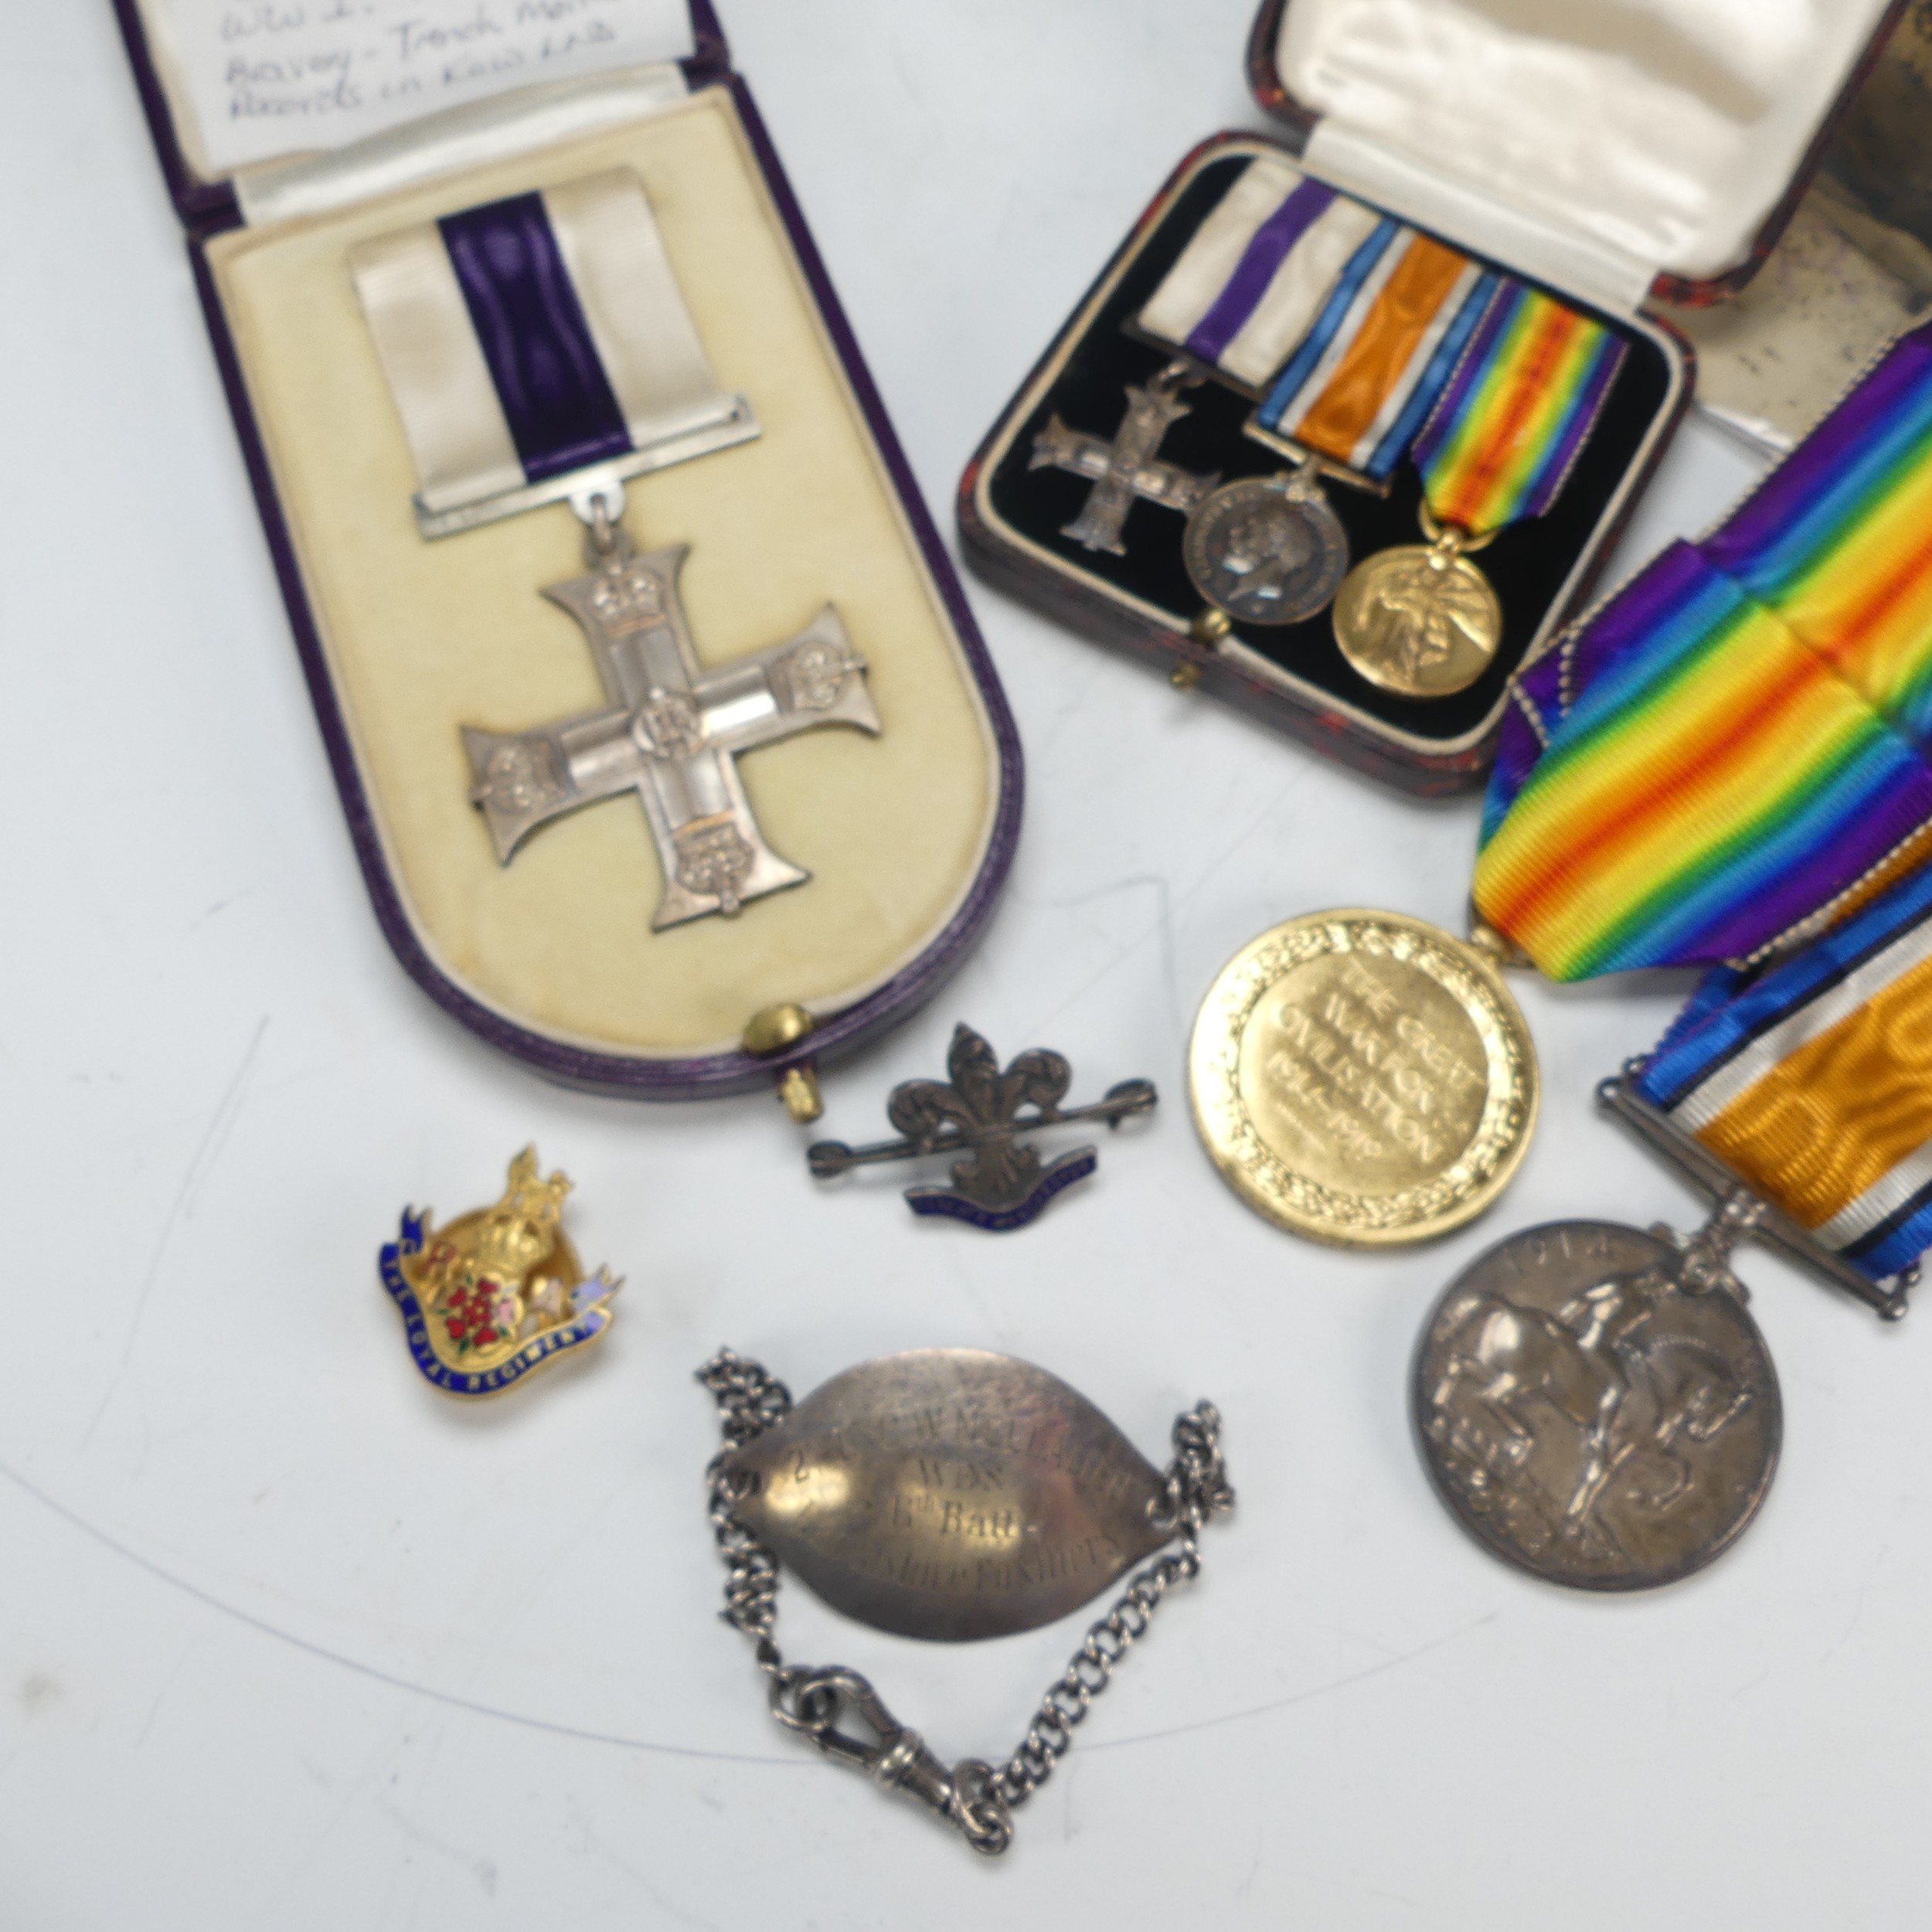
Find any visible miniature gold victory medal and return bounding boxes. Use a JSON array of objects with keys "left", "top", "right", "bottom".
[
  {"left": 1331, "top": 508, "right": 1502, "bottom": 698},
  {"left": 381, "top": 1148, "right": 621, "bottom": 1396},
  {"left": 1330, "top": 285, "right": 1628, "bottom": 697},
  {"left": 1189, "top": 910, "right": 1537, "bottom": 1246}
]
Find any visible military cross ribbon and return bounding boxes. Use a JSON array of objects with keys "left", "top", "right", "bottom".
[
  {"left": 351, "top": 168, "right": 757, "bottom": 536},
  {"left": 1138, "top": 154, "right": 1386, "bottom": 393}
]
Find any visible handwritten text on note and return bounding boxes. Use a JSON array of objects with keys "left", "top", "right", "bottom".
[{"left": 158, "top": 0, "right": 695, "bottom": 175}]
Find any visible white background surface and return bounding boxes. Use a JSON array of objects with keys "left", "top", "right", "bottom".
[{"left": 4, "top": 5, "right": 1927, "bottom": 1928}]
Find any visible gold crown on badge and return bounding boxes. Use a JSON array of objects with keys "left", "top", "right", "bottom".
[
  {"left": 379, "top": 1147, "right": 621, "bottom": 1400},
  {"left": 474, "top": 1147, "right": 572, "bottom": 1279}
]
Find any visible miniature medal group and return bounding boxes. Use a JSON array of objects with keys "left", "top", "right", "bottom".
[
  {"left": 349, "top": 82, "right": 1932, "bottom": 1859},
  {"left": 1032, "top": 152, "right": 1628, "bottom": 700}
]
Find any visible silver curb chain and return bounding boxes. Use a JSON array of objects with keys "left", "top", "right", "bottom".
[{"left": 698, "top": 1348, "right": 1233, "bottom": 1856}]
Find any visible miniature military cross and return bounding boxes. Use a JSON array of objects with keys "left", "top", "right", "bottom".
[
  {"left": 1029, "top": 360, "right": 1217, "bottom": 556},
  {"left": 464, "top": 529, "right": 879, "bottom": 929}
]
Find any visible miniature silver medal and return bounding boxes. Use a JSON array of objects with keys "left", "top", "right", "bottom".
[
  {"left": 1182, "top": 468, "right": 1350, "bottom": 625},
  {"left": 1029, "top": 359, "right": 1218, "bottom": 555}
]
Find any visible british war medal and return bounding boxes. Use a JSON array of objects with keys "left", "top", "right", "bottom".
[
  {"left": 1416, "top": 325, "right": 1932, "bottom": 1586},
  {"left": 699, "top": 1348, "right": 1233, "bottom": 1853}
]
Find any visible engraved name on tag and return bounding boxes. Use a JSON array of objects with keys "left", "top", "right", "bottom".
[{"left": 726, "top": 1351, "right": 1168, "bottom": 1641}]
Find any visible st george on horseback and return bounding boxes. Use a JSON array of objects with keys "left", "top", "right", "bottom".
[{"left": 1425, "top": 1261, "right": 1754, "bottom": 1556}]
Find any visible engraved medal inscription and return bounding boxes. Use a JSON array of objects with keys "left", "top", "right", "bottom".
[
  {"left": 1413, "top": 1220, "right": 1781, "bottom": 1590},
  {"left": 1189, "top": 910, "right": 1537, "bottom": 1245},
  {"left": 726, "top": 1350, "right": 1168, "bottom": 1641}
]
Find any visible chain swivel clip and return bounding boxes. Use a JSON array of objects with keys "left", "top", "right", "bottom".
[{"left": 769, "top": 1666, "right": 1013, "bottom": 1854}]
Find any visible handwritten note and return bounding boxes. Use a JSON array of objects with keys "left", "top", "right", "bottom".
[{"left": 152, "top": 0, "right": 696, "bottom": 176}]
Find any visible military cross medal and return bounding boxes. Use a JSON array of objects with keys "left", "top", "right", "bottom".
[
  {"left": 1029, "top": 360, "right": 1217, "bottom": 556},
  {"left": 464, "top": 519, "right": 881, "bottom": 928}
]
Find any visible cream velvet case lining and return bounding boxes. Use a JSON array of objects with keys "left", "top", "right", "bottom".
[{"left": 111, "top": 4, "right": 1021, "bottom": 1100}]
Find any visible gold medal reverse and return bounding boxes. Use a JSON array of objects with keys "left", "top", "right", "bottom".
[
  {"left": 1332, "top": 509, "right": 1502, "bottom": 699},
  {"left": 1189, "top": 910, "right": 1537, "bottom": 1246}
]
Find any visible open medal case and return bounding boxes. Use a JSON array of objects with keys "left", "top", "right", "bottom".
[
  {"left": 112, "top": 0, "right": 1022, "bottom": 1102},
  {"left": 961, "top": 0, "right": 1906, "bottom": 795}
]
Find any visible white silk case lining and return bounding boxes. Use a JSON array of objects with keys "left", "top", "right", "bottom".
[{"left": 1270, "top": 0, "right": 1897, "bottom": 313}]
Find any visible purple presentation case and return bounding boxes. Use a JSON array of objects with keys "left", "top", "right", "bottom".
[{"left": 109, "top": 0, "right": 1022, "bottom": 1104}]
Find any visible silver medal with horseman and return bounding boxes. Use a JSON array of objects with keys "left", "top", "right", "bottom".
[{"left": 1414, "top": 1220, "right": 1780, "bottom": 1589}]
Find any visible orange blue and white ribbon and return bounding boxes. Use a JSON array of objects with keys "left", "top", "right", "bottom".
[
  {"left": 1634, "top": 860, "right": 1932, "bottom": 1284},
  {"left": 1251, "top": 223, "right": 1495, "bottom": 483}
]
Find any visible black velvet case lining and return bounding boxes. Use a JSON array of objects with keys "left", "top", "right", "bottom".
[{"left": 985, "top": 148, "right": 1676, "bottom": 743}]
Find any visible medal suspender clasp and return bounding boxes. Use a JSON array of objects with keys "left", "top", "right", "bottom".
[{"left": 1597, "top": 1067, "right": 1914, "bottom": 1322}]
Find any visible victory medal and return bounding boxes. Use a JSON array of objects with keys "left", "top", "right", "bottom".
[
  {"left": 1334, "top": 284, "right": 1628, "bottom": 698},
  {"left": 1189, "top": 910, "right": 1536, "bottom": 1246},
  {"left": 1332, "top": 505, "right": 1502, "bottom": 698}
]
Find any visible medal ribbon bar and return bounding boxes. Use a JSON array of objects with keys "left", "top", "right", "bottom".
[
  {"left": 1475, "top": 321, "right": 1932, "bottom": 979},
  {"left": 1616, "top": 857, "right": 1932, "bottom": 1301},
  {"left": 351, "top": 168, "right": 757, "bottom": 536},
  {"left": 1137, "top": 155, "right": 1384, "bottom": 391},
  {"left": 1250, "top": 224, "right": 1490, "bottom": 485},
  {"left": 1409, "top": 284, "right": 1627, "bottom": 535}
]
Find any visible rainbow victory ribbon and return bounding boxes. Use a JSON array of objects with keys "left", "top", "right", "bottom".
[
  {"left": 1474, "top": 321, "right": 1932, "bottom": 981},
  {"left": 1411, "top": 283, "right": 1628, "bottom": 536}
]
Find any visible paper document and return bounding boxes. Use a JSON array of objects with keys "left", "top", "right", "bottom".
[{"left": 151, "top": 0, "right": 696, "bottom": 177}]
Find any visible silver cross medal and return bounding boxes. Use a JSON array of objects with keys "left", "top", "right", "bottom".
[
  {"left": 464, "top": 499, "right": 880, "bottom": 928},
  {"left": 1029, "top": 359, "right": 1218, "bottom": 555}
]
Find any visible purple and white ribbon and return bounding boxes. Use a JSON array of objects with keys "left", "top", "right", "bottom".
[
  {"left": 1138, "top": 155, "right": 1383, "bottom": 392},
  {"left": 351, "top": 168, "right": 753, "bottom": 536}
]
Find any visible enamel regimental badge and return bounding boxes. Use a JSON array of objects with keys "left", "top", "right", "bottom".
[{"left": 380, "top": 1148, "right": 621, "bottom": 1397}]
